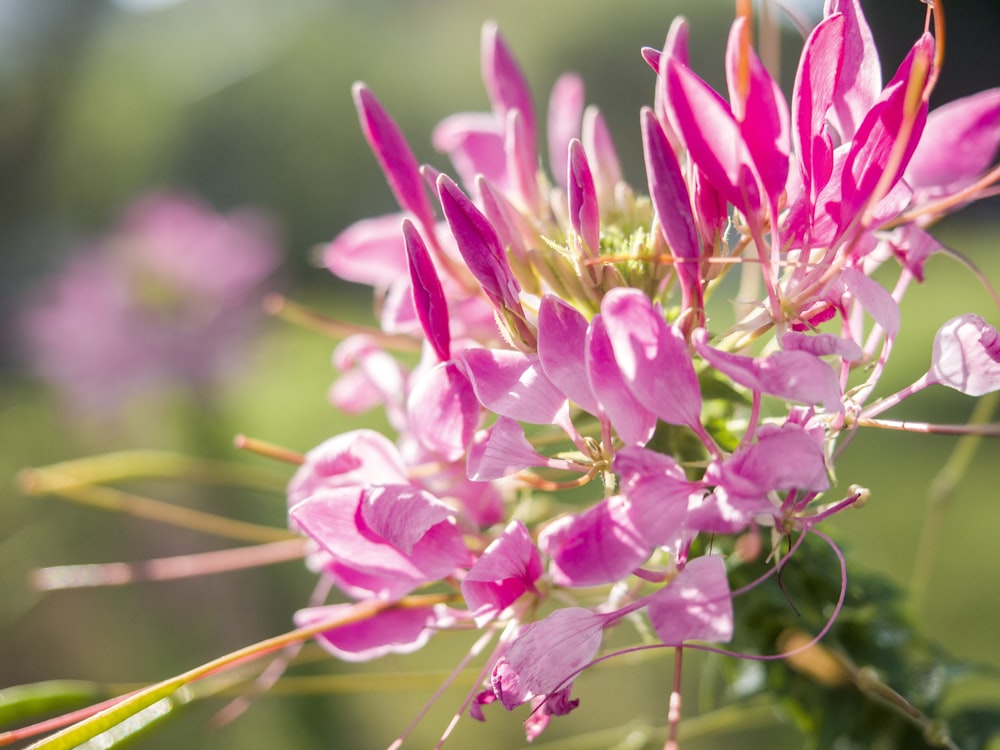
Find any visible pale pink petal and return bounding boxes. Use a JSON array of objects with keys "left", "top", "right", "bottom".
[
  {"left": 467, "top": 417, "right": 573, "bottom": 481},
  {"left": 824, "top": 0, "right": 882, "bottom": 142},
  {"left": 601, "top": 288, "right": 702, "bottom": 428},
  {"left": 586, "top": 314, "right": 657, "bottom": 446},
  {"left": 537, "top": 294, "right": 600, "bottom": 416},
  {"left": 295, "top": 603, "right": 436, "bottom": 662},
  {"left": 842, "top": 266, "right": 900, "bottom": 338},
  {"left": 407, "top": 361, "right": 479, "bottom": 461},
  {"left": 581, "top": 106, "right": 622, "bottom": 203},
  {"left": 647, "top": 555, "right": 733, "bottom": 645},
  {"left": 460, "top": 348, "right": 568, "bottom": 425},
  {"left": 781, "top": 331, "right": 862, "bottom": 362},
  {"left": 929, "top": 314, "right": 1000, "bottom": 396},
  {"left": 539, "top": 495, "right": 650, "bottom": 587},
  {"left": 481, "top": 21, "right": 536, "bottom": 149},
  {"left": 491, "top": 607, "right": 606, "bottom": 709},
  {"left": 462, "top": 520, "right": 542, "bottom": 626},
  {"left": 432, "top": 113, "right": 507, "bottom": 191},
  {"left": 548, "top": 73, "right": 585, "bottom": 189},
  {"left": 323, "top": 214, "right": 406, "bottom": 287},
  {"left": 614, "top": 446, "right": 697, "bottom": 549}
]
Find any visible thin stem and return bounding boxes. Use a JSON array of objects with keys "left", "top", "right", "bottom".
[{"left": 664, "top": 647, "right": 683, "bottom": 750}]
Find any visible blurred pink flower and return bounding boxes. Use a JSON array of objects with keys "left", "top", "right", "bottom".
[{"left": 21, "top": 192, "right": 280, "bottom": 417}]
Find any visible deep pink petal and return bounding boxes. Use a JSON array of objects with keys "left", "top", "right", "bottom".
[
  {"left": 438, "top": 174, "right": 522, "bottom": 313},
  {"left": 462, "top": 520, "right": 542, "bottom": 626},
  {"left": 352, "top": 84, "right": 435, "bottom": 232},
  {"left": 647, "top": 555, "right": 733, "bottom": 644},
  {"left": 665, "top": 57, "right": 760, "bottom": 216},
  {"left": 641, "top": 108, "right": 701, "bottom": 312},
  {"left": 824, "top": 0, "right": 882, "bottom": 141},
  {"left": 568, "top": 139, "right": 601, "bottom": 255},
  {"left": 403, "top": 219, "right": 450, "bottom": 361}
]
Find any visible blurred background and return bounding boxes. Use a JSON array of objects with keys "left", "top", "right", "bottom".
[{"left": 2, "top": 0, "right": 1000, "bottom": 748}]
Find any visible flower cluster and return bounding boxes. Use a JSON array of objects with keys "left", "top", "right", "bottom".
[
  {"left": 21, "top": 192, "right": 280, "bottom": 420},
  {"left": 288, "top": 0, "right": 1000, "bottom": 743}
]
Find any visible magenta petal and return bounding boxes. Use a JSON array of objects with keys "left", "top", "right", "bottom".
[
  {"left": 462, "top": 520, "right": 542, "bottom": 626},
  {"left": 403, "top": 219, "right": 450, "bottom": 361},
  {"left": 601, "top": 288, "right": 702, "bottom": 428},
  {"left": 929, "top": 314, "right": 1000, "bottom": 396},
  {"left": 460, "top": 348, "right": 567, "bottom": 424},
  {"left": 825, "top": 0, "right": 882, "bottom": 141},
  {"left": 407, "top": 361, "right": 479, "bottom": 461},
  {"left": 548, "top": 74, "right": 585, "bottom": 189},
  {"left": 647, "top": 555, "right": 733, "bottom": 645},
  {"left": 641, "top": 109, "right": 701, "bottom": 310},
  {"left": 438, "top": 174, "right": 522, "bottom": 313},
  {"left": 539, "top": 495, "right": 650, "bottom": 587},
  {"left": 665, "top": 57, "right": 760, "bottom": 216},
  {"left": 567, "top": 139, "right": 601, "bottom": 255},
  {"left": 653, "top": 16, "right": 690, "bottom": 152},
  {"left": 537, "top": 295, "right": 601, "bottom": 415},
  {"left": 352, "top": 84, "right": 435, "bottom": 232},
  {"left": 491, "top": 607, "right": 606, "bottom": 709},
  {"left": 792, "top": 13, "right": 845, "bottom": 198},
  {"left": 586, "top": 314, "right": 657, "bottom": 446},
  {"left": 295, "top": 603, "right": 436, "bottom": 662}
]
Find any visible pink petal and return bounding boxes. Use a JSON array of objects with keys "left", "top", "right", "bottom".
[
  {"left": 407, "top": 361, "right": 479, "bottom": 461},
  {"left": 537, "top": 294, "right": 600, "bottom": 416},
  {"left": 601, "top": 288, "right": 702, "bottom": 428},
  {"left": 713, "top": 422, "right": 830, "bottom": 498},
  {"left": 907, "top": 88, "right": 1000, "bottom": 197},
  {"left": 693, "top": 329, "right": 843, "bottom": 412},
  {"left": 288, "top": 429, "right": 407, "bottom": 507},
  {"left": 792, "top": 12, "right": 844, "bottom": 200},
  {"left": 295, "top": 603, "right": 436, "bottom": 662},
  {"left": 432, "top": 113, "right": 506, "bottom": 191},
  {"left": 539, "top": 495, "right": 650, "bottom": 587},
  {"left": 467, "top": 416, "right": 572, "bottom": 481},
  {"left": 929, "top": 314, "right": 1000, "bottom": 396},
  {"left": 491, "top": 607, "right": 606, "bottom": 709},
  {"left": 462, "top": 520, "right": 542, "bottom": 626},
  {"left": 781, "top": 331, "right": 862, "bottom": 362},
  {"left": 548, "top": 73, "right": 585, "bottom": 189},
  {"left": 725, "top": 17, "right": 790, "bottom": 207},
  {"left": 582, "top": 106, "right": 622, "bottom": 202},
  {"left": 842, "top": 266, "right": 900, "bottom": 338},
  {"left": 647, "top": 555, "right": 733, "bottom": 644},
  {"left": 481, "top": 21, "right": 536, "bottom": 150},
  {"left": 460, "top": 348, "right": 567, "bottom": 425},
  {"left": 586, "top": 314, "right": 657, "bottom": 446},
  {"left": 614, "top": 446, "right": 697, "bottom": 550},
  {"left": 323, "top": 214, "right": 406, "bottom": 287}
]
